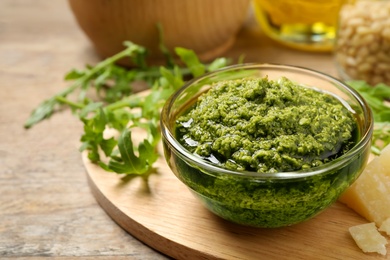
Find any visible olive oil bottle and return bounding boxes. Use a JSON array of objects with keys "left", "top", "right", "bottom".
[{"left": 253, "top": 0, "right": 352, "bottom": 52}]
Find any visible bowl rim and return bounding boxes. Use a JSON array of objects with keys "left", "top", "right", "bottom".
[{"left": 161, "top": 63, "right": 374, "bottom": 180}]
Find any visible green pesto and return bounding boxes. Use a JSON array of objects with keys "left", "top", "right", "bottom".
[
  {"left": 175, "top": 77, "right": 357, "bottom": 173},
  {"left": 169, "top": 76, "right": 363, "bottom": 227},
  {"left": 172, "top": 153, "right": 363, "bottom": 227}
]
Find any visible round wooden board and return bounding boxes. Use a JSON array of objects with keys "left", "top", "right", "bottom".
[{"left": 82, "top": 144, "right": 386, "bottom": 259}]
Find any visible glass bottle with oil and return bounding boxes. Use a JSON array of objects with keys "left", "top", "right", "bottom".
[{"left": 253, "top": 0, "right": 352, "bottom": 52}]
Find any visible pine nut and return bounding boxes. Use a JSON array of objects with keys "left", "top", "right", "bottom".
[{"left": 335, "top": 0, "right": 390, "bottom": 85}]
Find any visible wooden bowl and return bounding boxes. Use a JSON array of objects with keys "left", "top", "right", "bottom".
[{"left": 68, "top": 0, "right": 251, "bottom": 65}]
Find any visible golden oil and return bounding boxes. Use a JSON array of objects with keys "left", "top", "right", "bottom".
[{"left": 253, "top": 0, "right": 352, "bottom": 52}]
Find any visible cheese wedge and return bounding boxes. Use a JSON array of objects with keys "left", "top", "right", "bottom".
[
  {"left": 339, "top": 144, "right": 390, "bottom": 226},
  {"left": 379, "top": 218, "right": 390, "bottom": 236},
  {"left": 349, "top": 223, "right": 388, "bottom": 256}
]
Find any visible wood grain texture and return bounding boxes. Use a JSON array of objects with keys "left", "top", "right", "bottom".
[
  {"left": 83, "top": 141, "right": 386, "bottom": 259},
  {"left": 1, "top": 0, "right": 386, "bottom": 259},
  {"left": 0, "top": 1, "right": 167, "bottom": 259},
  {"left": 67, "top": 0, "right": 251, "bottom": 64}
]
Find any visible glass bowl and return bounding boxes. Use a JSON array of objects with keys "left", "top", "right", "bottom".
[{"left": 160, "top": 64, "right": 373, "bottom": 228}]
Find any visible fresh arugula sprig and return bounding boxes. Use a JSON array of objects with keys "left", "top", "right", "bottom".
[
  {"left": 24, "top": 42, "right": 148, "bottom": 128},
  {"left": 25, "top": 41, "right": 229, "bottom": 175},
  {"left": 347, "top": 80, "right": 390, "bottom": 155}
]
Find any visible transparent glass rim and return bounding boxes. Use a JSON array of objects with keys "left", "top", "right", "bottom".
[{"left": 161, "top": 63, "right": 373, "bottom": 180}]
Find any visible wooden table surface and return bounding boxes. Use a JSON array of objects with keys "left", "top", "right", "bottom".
[{"left": 0, "top": 1, "right": 341, "bottom": 259}]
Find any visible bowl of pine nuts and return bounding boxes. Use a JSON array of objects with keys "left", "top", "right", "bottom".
[{"left": 335, "top": 0, "right": 390, "bottom": 86}]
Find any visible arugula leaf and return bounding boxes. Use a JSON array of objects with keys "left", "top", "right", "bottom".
[
  {"left": 370, "top": 83, "right": 390, "bottom": 98},
  {"left": 371, "top": 122, "right": 390, "bottom": 155},
  {"left": 79, "top": 108, "right": 115, "bottom": 161},
  {"left": 25, "top": 36, "right": 233, "bottom": 176},
  {"left": 24, "top": 42, "right": 146, "bottom": 129},
  {"left": 347, "top": 80, "right": 390, "bottom": 155},
  {"left": 24, "top": 98, "right": 58, "bottom": 128},
  {"left": 101, "top": 127, "right": 158, "bottom": 174},
  {"left": 207, "top": 57, "right": 230, "bottom": 72},
  {"left": 175, "top": 47, "right": 206, "bottom": 77},
  {"left": 65, "top": 69, "right": 85, "bottom": 80}
]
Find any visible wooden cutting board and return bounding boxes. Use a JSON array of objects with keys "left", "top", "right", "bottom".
[{"left": 82, "top": 143, "right": 387, "bottom": 259}]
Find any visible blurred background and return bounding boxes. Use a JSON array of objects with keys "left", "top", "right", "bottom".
[{"left": 1, "top": 0, "right": 389, "bottom": 259}]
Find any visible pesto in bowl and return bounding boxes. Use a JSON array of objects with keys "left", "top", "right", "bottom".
[
  {"left": 176, "top": 77, "right": 356, "bottom": 173},
  {"left": 161, "top": 64, "right": 373, "bottom": 228}
]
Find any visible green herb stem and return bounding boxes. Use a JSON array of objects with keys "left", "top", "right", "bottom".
[
  {"left": 24, "top": 42, "right": 143, "bottom": 129},
  {"left": 105, "top": 96, "right": 142, "bottom": 111},
  {"left": 55, "top": 96, "right": 84, "bottom": 109}
]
